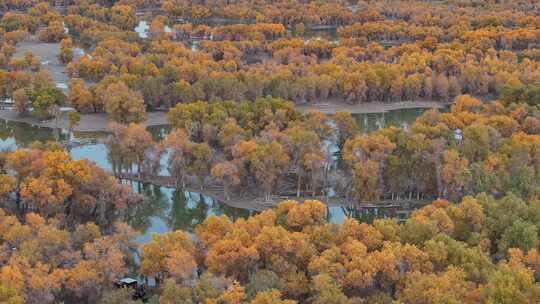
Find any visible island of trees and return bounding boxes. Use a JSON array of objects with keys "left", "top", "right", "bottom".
[{"left": 106, "top": 94, "right": 539, "bottom": 209}]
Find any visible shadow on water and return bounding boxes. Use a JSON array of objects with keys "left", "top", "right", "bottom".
[
  {"left": 127, "top": 183, "right": 415, "bottom": 243},
  {"left": 0, "top": 120, "right": 66, "bottom": 149},
  {"left": 334, "top": 205, "right": 415, "bottom": 224},
  {"left": 128, "top": 183, "right": 254, "bottom": 243},
  {"left": 353, "top": 108, "right": 428, "bottom": 133},
  {"left": 147, "top": 124, "right": 171, "bottom": 141}
]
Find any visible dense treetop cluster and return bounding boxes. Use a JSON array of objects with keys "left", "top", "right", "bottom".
[
  {"left": 0, "top": 144, "right": 141, "bottom": 303},
  {"left": 0, "top": 0, "right": 538, "bottom": 120},
  {"left": 0, "top": 143, "right": 141, "bottom": 227},
  {"left": 4, "top": 193, "right": 540, "bottom": 303},
  {"left": 137, "top": 195, "right": 540, "bottom": 304}
]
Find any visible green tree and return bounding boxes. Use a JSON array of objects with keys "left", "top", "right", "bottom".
[
  {"left": 104, "top": 82, "right": 146, "bottom": 124},
  {"left": 481, "top": 263, "right": 540, "bottom": 304},
  {"left": 249, "top": 141, "right": 290, "bottom": 201},
  {"left": 68, "top": 111, "right": 81, "bottom": 134},
  {"left": 499, "top": 220, "right": 539, "bottom": 255},
  {"left": 29, "top": 87, "right": 65, "bottom": 120}
]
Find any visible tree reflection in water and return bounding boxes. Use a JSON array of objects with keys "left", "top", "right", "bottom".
[
  {"left": 129, "top": 182, "right": 254, "bottom": 243},
  {"left": 354, "top": 108, "right": 427, "bottom": 134},
  {"left": 0, "top": 120, "right": 62, "bottom": 149},
  {"left": 168, "top": 190, "right": 209, "bottom": 231},
  {"left": 128, "top": 183, "right": 170, "bottom": 234}
]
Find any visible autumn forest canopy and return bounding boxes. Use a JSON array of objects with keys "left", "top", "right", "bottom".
[{"left": 0, "top": 0, "right": 539, "bottom": 303}]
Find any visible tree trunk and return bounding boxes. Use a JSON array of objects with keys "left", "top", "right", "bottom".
[
  {"left": 176, "top": 175, "right": 184, "bottom": 190},
  {"left": 15, "top": 189, "right": 21, "bottom": 214},
  {"left": 296, "top": 169, "right": 302, "bottom": 198},
  {"left": 98, "top": 199, "right": 106, "bottom": 227},
  {"left": 175, "top": 167, "right": 184, "bottom": 190},
  {"left": 311, "top": 171, "right": 316, "bottom": 197},
  {"left": 224, "top": 183, "right": 229, "bottom": 201},
  {"left": 137, "top": 156, "right": 142, "bottom": 179},
  {"left": 435, "top": 160, "right": 442, "bottom": 198}
]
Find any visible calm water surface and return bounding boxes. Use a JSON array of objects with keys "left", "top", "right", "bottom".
[
  {"left": 0, "top": 108, "right": 427, "bottom": 241},
  {"left": 354, "top": 108, "right": 427, "bottom": 133}
]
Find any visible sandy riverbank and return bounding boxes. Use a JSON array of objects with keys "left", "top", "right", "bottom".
[
  {"left": 0, "top": 110, "right": 168, "bottom": 132},
  {"left": 0, "top": 100, "right": 449, "bottom": 132},
  {"left": 297, "top": 100, "right": 450, "bottom": 114}
]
